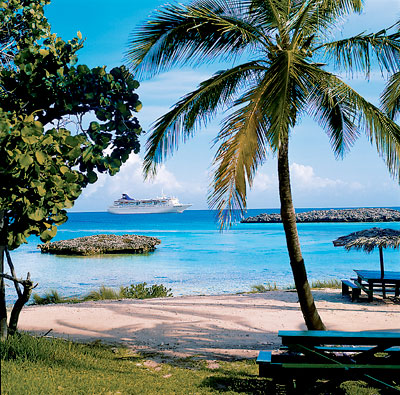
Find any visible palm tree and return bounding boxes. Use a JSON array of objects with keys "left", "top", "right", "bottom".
[
  {"left": 382, "top": 21, "right": 400, "bottom": 119},
  {"left": 127, "top": 0, "right": 400, "bottom": 329},
  {"left": 383, "top": 74, "right": 400, "bottom": 119}
]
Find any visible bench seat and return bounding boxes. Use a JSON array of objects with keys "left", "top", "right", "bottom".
[
  {"left": 341, "top": 279, "right": 361, "bottom": 301},
  {"left": 257, "top": 330, "right": 400, "bottom": 390}
]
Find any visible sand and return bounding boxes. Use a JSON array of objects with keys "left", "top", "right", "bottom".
[{"left": 17, "top": 289, "right": 400, "bottom": 360}]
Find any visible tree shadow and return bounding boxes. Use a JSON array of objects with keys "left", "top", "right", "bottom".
[
  {"left": 201, "top": 375, "right": 274, "bottom": 394},
  {"left": 20, "top": 290, "right": 400, "bottom": 359}
]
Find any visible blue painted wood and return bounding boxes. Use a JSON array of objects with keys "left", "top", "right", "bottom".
[
  {"left": 257, "top": 350, "right": 272, "bottom": 364},
  {"left": 279, "top": 330, "right": 400, "bottom": 347}
]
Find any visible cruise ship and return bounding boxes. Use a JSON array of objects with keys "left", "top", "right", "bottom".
[{"left": 107, "top": 194, "right": 192, "bottom": 214}]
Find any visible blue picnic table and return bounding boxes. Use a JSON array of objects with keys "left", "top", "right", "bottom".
[
  {"left": 354, "top": 269, "right": 400, "bottom": 301},
  {"left": 257, "top": 330, "right": 400, "bottom": 392}
]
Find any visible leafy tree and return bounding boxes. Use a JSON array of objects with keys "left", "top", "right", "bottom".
[
  {"left": 126, "top": 0, "right": 400, "bottom": 329},
  {"left": 0, "top": 0, "right": 143, "bottom": 338}
]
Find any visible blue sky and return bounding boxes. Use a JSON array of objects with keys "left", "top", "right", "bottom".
[{"left": 45, "top": 0, "right": 400, "bottom": 211}]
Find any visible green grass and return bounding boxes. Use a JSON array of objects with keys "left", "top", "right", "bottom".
[
  {"left": 32, "top": 283, "right": 173, "bottom": 305},
  {"left": 32, "top": 290, "right": 64, "bottom": 305},
  {"left": 310, "top": 279, "right": 341, "bottom": 289},
  {"left": 1, "top": 333, "right": 395, "bottom": 395},
  {"left": 82, "top": 285, "right": 124, "bottom": 301},
  {"left": 251, "top": 279, "right": 341, "bottom": 293},
  {"left": 34, "top": 281, "right": 339, "bottom": 304},
  {"left": 250, "top": 283, "right": 279, "bottom": 293}
]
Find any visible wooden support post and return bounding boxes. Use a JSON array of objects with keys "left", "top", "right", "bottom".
[{"left": 379, "top": 247, "right": 386, "bottom": 298}]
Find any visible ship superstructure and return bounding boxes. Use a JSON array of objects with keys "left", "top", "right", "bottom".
[{"left": 107, "top": 194, "right": 191, "bottom": 214}]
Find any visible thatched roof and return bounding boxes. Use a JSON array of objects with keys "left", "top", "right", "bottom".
[{"left": 332, "top": 227, "right": 400, "bottom": 253}]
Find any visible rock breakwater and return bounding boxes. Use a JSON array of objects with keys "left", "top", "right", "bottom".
[
  {"left": 241, "top": 208, "right": 400, "bottom": 223},
  {"left": 38, "top": 234, "right": 161, "bottom": 255}
]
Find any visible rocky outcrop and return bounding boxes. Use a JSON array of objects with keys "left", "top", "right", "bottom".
[
  {"left": 38, "top": 234, "right": 161, "bottom": 255},
  {"left": 241, "top": 208, "right": 400, "bottom": 223}
]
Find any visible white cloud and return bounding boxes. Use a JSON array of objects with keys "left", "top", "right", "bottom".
[
  {"left": 290, "top": 163, "right": 363, "bottom": 191},
  {"left": 137, "top": 69, "right": 213, "bottom": 101},
  {"left": 101, "top": 154, "right": 183, "bottom": 196},
  {"left": 290, "top": 162, "right": 342, "bottom": 189},
  {"left": 73, "top": 153, "right": 207, "bottom": 211},
  {"left": 252, "top": 173, "right": 275, "bottom": 191}
]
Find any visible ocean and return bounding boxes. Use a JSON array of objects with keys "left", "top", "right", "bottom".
[{"left": 6, "top": 209, "right": 400, "bottom": 302}]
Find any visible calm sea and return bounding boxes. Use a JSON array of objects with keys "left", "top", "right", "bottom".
[{"left": 6, "top": 208, "right": 400, "bottom": 302}]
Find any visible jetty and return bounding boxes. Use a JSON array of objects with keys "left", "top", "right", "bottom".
[
  {"left": 241, "top": 208, "right": 400, "bottom": 223},
  {"left": 38, "top": 234, "right": 161, "bottom": 255}
]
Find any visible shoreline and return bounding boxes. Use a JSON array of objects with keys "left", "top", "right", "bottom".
[
  {"left": 242, "top": 207, "right": 400, "bottom": 223},
  {"left": 9, "top": 212, "right": 399, "bottom": 302},
  {"left": 17, "top": 289, "right": 400, "bottom": 360}
]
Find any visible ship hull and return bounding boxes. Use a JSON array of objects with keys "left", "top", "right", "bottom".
[{"left": 107, "top": 204, "right": 191, "bottom": 214}]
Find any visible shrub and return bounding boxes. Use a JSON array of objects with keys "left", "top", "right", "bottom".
[
  {"left": 83, "top": 285, "right": 122, "bottom": 301},
  {"left": 250, "top": 283, "right": 278, "bottom": 293},
  {"left": 32, "top": 290, "right": 63, "bottom": 305},
  {"left": 31, "top": 283, "right": 173, "bottom": 305},
  {"left": 121, "top": 282, "right": 173, "bottom": 299}
]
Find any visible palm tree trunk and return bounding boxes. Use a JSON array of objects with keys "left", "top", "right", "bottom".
[{"left": 277, "top": 137, "right": 325, "bottom": 330}]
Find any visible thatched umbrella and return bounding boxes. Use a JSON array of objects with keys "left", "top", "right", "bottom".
[{"left": 333, "top": 227, "right": 400, "bottom": 277}]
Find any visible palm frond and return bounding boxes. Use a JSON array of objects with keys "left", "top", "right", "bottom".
[
  {"left": 261, "top": 51, "right": 310, "bottom": 149},
  {"left": 319, "top": 30, "right": 400, "bottom": 75},
  {"left": 208, "top": 81, "right": 272, "bottom": 226},
  {"left": 143, "top": 61, "right": 266, "bottom": 177},
  {"left": 306, "top": 68, "right": 359, "bottom": 157},
  {"left": 126, "top": 0, "right": 267, "bottom": 79},
  {"left": 314, "top": 73, "right": 400, "bottom": 182},
  {"left": 288, "top": 0, "right": 363, "bottom": 43},
  {"left": 249, "top": 0, "right": 291, "bottom": 34},
  {"left": 209, "top": 51, "right": 312, "bottom": 226},
  {"left": 381, "top": 71, "right": 400, "bottom": 120}
]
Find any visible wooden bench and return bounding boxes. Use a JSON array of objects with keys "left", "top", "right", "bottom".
[
  {"left": 342, "top": 279, "right": 375, "bottom": 301},
  {"left": 341, "top": 279, "right": 361, "bottom": 301},
  {"left": 257, "top": 330, "right": 400, "bottom": 392}
]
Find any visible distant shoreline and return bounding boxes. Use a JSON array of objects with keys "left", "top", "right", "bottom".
[
  {"left": 242, "top": 207, "right": 400, "bottom": 223},
  {"left": 66, "top": 206, "right": 400, "bottom": 214}
]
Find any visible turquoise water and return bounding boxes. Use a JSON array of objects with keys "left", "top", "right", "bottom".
[{"left": 6, "top": 209, "right": 400, "bottom": 301}]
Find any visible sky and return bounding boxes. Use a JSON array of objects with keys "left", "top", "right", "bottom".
[{"left": 45, "top": 0, "right": 400, "bottom": 211}]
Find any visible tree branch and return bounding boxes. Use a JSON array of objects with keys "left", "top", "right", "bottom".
[
  {"left": 5, "top": 247, "right": 22, "bottom": 298},
  {"left": 0, "top": 272, "right": 37, "bottom": 288}
]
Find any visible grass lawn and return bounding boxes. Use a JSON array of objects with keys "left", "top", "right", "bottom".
[{"left": 1, "top": 333, "right": 396, "bottom": 394}]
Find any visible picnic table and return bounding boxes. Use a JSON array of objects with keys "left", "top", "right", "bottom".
[
  {"left": 257, "top": 330, "right": 400, "bottom": 392},
  {"left": 354, "top": 269, "right": 400, "bottom": 301}
]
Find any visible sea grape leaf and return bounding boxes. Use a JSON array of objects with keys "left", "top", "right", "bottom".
[
  {"left": 0, "top": 0, "right": 142, "bottom": 250},
  {"left": 28, "top": 208, "right": 46, "bottom": 221},
  {"left": 40, "top": 226, "right": 57, "bottom": 242},
  {"left": 18, "top": 154, "right": 34, "bottom": 168},
  {"left": 35, "top": 151, "right": 46, "bottom": 164}
]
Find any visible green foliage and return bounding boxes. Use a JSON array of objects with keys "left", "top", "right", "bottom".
[
  {"left": 250, "top": 280, "right": 341, "bottom": 292},
  {"left": 250, "top": 283, "right": 278, "bottom": 293},
  {"left": 31, "top": 283, "right": 173, "bottom": 304},
  {"left": 1, "top": 333, "right": 395, "bottom": 394},
  {"left": 32, "top": 290, "right": 63, "bottom": 305},
  {"left": 121, "top": 282, "right": 173, "bottom": 299},
  {"left": 310, "top": 279, "right": 341, "bottom": 289},
  {"left": 0, "top": 0, "right": 143, "bottom": 249},
  {"left": 83, "top": 285, "right": 122, "bottom": 301},
  {"left": 127, "top": 0, "right": 400, "bottom": 224},
  {"left": 0, "top": 332, "right": 70, "bottom": 362}
]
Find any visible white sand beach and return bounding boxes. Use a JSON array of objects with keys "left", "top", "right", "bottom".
[{"left": 17, "top": 289, "right": 400, "bottom": 360}]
